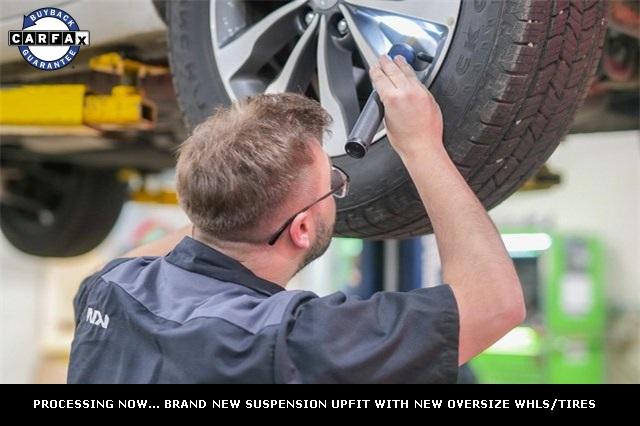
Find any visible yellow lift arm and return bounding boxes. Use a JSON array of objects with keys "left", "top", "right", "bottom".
[{"left": 0, "top": 53, "right": 167, "bottom": 134}]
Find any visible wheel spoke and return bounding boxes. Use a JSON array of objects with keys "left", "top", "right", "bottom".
[
  {"left": 214, "top": 0, "right": 307, "bottom": 81},
  {"left": 338, "top": 4, "right": 379, "bottom": 69},
  {"left": 317, "top": 15, "right": 360, "bottom": 155},
  {"left": 343, "top": 0, "right": 459, "bottom": 28},
  {"left": 266, "top": 14, "right": 319, "bottom": 94},
  {"left": 0, "top": 192, "right": 47, "bottom": 215}
]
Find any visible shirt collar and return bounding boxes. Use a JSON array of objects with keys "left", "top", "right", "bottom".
[{"left": 165, "top": 236, "right": 285, "bottom": 296}]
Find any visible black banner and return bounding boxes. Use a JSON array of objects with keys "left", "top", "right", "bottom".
[{"left": 3, "top": 384, "right": 636, "bottom": 415}]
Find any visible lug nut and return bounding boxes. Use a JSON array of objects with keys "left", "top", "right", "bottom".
[
  {"left": 39, "top": 209, "right": 54, "bottom": 226},
  {"left": 337, "top": 19, "right": 348, "bottom": 36},
  {"left": 304, "top": 11, "right": 315, "bottom": 26}
]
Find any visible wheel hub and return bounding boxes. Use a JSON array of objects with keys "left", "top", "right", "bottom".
[
  {"left": 309, "top": 0, "right": 339, "bottom": 13},
  {"left": 210, "top": 0, "right": 461, "bottom": 156}
]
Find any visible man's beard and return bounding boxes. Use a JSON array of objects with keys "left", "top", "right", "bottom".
[{"left": 297, "top": 218, "right": 334, "bottom": 273}]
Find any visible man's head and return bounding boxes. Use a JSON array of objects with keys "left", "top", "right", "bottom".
[{"left": 176, "top": 93, "right": 336, "bottom": 273}]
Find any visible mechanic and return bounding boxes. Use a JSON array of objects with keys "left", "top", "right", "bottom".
[{"left": 67, "top": 55, "right": 525, "bottom": 383}]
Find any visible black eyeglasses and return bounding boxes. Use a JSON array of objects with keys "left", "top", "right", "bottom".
[{"left": 267, "top": 166, "right": 350, "bottom": 246}]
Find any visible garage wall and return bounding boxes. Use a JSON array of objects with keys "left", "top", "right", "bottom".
[
  {"left": 0, "top": 238, "right": 44, "bottom": 383},
  {"left": 490, "top": 130, "right": 640, "bottom": 308},
  {"left": 490, "top": 130, "right": 640, "bottom": 383}
]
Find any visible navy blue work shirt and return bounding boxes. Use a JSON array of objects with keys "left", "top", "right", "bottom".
[{"left": 68, "top": 236, "right": 459, "bottom": 383}]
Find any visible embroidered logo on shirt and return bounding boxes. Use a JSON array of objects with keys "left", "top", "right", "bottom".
[{"left": 86, "top": 307, "right": 109, "bottom": 329}]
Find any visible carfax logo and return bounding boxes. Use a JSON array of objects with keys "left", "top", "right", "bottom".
[{"left": 8, "top": 7, "right": 90, "bottom": 71}]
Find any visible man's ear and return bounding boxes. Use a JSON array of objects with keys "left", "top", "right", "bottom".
[{"left": 288, "top": 212, "right": 312, "bottom": 249}]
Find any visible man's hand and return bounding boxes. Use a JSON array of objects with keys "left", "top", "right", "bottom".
[
  {"left": 369, "top": 55, "right": 443, "bottom": 158},
  {"left": 369, "top": 55, "right": 525, "bottom": 365}
]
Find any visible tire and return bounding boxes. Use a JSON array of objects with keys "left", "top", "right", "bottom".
[
  {"left": 0, "top": 164, "right": 127, "bottom": 257},
  {"left": 167, "top": 0, "right": 607, "bottom": 239}
]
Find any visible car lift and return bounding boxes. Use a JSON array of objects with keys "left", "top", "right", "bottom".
[
  {"left": 0, "top": 52, "right": 165, "bottom": 134},
  {"left": 0, "top": 52, "right": 176, "bottom": 204}
]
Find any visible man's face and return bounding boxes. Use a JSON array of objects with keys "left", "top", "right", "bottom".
[{"left": 298, "top": 142, "right": 337, "bottom": 271}]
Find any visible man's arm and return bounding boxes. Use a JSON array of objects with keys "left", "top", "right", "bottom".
[{"left": 370, "top": 55, "right": 525, "bottom": 365}]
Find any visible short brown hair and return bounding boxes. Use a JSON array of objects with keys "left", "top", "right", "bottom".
[{"left": 176, "top": 93, "right": 331, "bottom": 242}]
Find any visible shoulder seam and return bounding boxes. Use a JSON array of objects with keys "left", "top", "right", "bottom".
[
  {"left": 271, "top": 290, "right": 317, "bottom": 384},
  {"left": 105, "top": 280, "right": 298, "bottom": 335}
]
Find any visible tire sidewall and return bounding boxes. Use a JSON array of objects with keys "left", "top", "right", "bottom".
[
  {"left": 168, "top": 0, "right": 231, "bottom": 130},
  {"left": 0, "top": 166, "right": 127, "bottom": 257}
]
